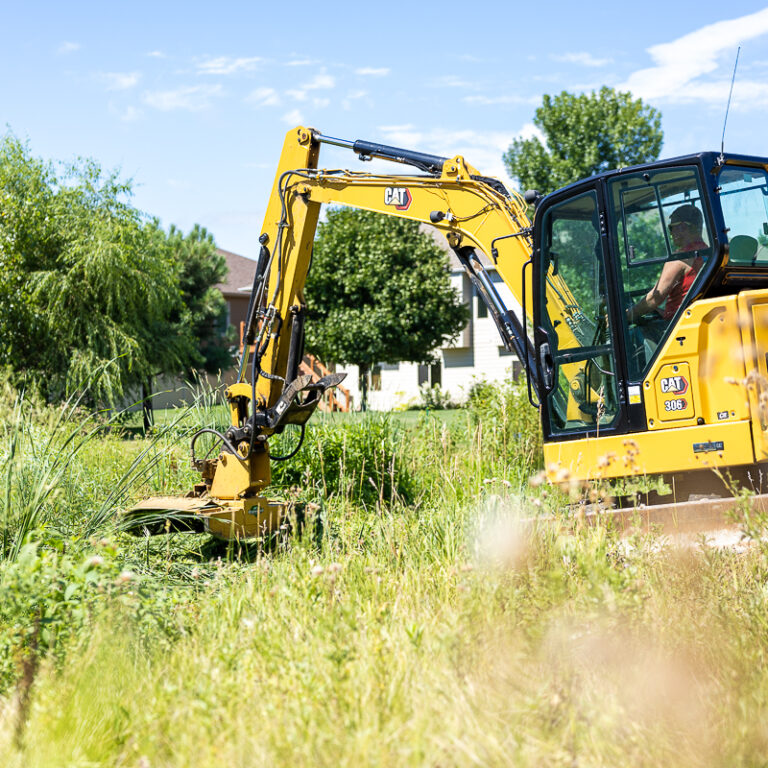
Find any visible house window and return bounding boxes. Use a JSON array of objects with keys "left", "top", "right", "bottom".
[{"left": 418, "top": 363, "right": 442, "bottom": 386}]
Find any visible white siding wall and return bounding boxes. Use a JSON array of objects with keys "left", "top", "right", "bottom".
[{"left": 335, "top": 267, "right": 522, "bottom": 411}]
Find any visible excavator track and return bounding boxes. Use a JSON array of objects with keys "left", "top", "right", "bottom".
[
  {"left": 569, "top": 493, "right": 768, "bottom": 536},
  {"left": 527, "top": 466, "right": 768, "bottom": 539}
]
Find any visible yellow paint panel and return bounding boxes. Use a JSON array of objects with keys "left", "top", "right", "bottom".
[
  {"left": 204, "top": 496, "right": 285, "bottom": 540},
  {"left": 544, "top": 420, "right": 756, "bottom": 481},
  {"left": 738, "top": 290, "right": 768, "bottom": 460},
  {"left": 643, "top": 296, "right": 748, "bottom": 430},
  {"left": 209, "top": 450, "right": 271, "bottom": 500}
]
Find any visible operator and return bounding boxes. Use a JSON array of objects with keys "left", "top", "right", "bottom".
[{"left": 626, "top": 204, "right": 707, "bottom": 324}]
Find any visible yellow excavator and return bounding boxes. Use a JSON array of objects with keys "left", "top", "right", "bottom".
[{"left": 129, "top": 126, "right": 768, "bottom": 540}]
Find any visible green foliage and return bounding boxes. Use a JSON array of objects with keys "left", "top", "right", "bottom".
[
  {"left": 0, "top": 136, "right": 179, "bottom": 402},
  {"left": 416, "top": 383, "right": 454, "bottom": 410},
  {"left": 0, "top": 540, "right": 179, "bottom": 694},
  {"left": 0, "top": 134, "right": 229, "bottom": 404},
  {"left": 145, "top": 222, "right": 233, "bottom": 375},
  {"left": 464, "top": 376, "right": 543, "bottom": 483},
  {"left": 504, "top": 87, "right": 663, "bottom": 193},
  {"left": 304, "top": 208, "right": 468, "bottom": 377},
  {"left": 271, "top": 415, "right": 416, "bottom": 506},
  {"left": 5, "top": 380, "right": 768, "bottom": 765}
]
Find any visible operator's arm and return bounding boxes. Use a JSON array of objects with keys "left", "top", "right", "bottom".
[{"left": 627, "top": 260, "right": 687, "bottom": 323}]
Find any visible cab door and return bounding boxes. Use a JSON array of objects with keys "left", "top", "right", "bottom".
[{"left": 533, "top": 187, "right": 624, "bottom": 441}]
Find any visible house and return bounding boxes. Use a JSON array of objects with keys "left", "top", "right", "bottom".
[
  {"left": 213, "top": 238, "right": 521, "bottom": 412},
  {"left": 216, "top": 247, "right": 258, "bottom": 334},
  {"left": 335, "top": 228, "right": 522, "bottom": 410}
]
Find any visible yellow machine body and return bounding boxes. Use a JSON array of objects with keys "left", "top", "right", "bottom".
[{"left": 126, "top": 130, "right": 768, "bottom": 540}]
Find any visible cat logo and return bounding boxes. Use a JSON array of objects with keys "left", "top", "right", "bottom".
[
  {"left": 660, "top": 375, "right": 689, "bottom": 395},
  {"left": 384, "top": 187, "right": 412, "bottom": 211}
]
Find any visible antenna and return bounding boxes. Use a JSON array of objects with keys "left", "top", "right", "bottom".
[{"left": 719, "top": 46, "right": 741, "bottom": 164}]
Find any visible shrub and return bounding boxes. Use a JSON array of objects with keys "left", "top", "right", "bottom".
[
  {"left": 415, "top": 383, "right": 454, "bottom": 410},
  {"left": 270, "top": 415, "right": 415, "bottom": 507},
  {"left": 0, "top": 539, "right": 181, "bottom": 694}
]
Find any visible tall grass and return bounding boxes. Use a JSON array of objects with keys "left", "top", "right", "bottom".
[
  {"left": 4, "top": 499, "right": 768, "bottom": 766},
  {"left": 2, "top": 378, "right": 768, "bottom": 765}
]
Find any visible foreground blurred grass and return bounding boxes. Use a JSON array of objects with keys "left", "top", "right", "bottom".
[{"left": 1, "top": 380, "right": 767, "bottom": 766}]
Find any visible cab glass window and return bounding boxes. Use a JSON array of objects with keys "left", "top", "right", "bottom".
[
  {"left": 609, "top": 166, "right": 712, "bottom": 381},
  {"left": 540, "top": 190, "right": 619, "bottom": 433},
  {"left": 718, "top": 166, "right": 768, "bottom": 264}
]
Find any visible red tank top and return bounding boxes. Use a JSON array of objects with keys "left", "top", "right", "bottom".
[{"left": 664, "top": 253, "right": 704, "bottom": 320}]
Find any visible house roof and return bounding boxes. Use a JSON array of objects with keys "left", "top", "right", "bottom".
[{"left": 216, "top": 248, "right": 257, "bottom": 297}]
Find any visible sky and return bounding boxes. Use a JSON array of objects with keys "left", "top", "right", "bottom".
[{"left": 2, "top": 1, "right": 768, "bottom": 259}]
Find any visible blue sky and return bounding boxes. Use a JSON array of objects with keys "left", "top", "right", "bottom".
[{"left": 2, "top": 1, "right": 768, "bottom": 258}]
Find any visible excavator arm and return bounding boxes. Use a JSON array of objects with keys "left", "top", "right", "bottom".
[
  {"left": 126, "top": 128, "right": 768, "bottom": 541},
  {"left": 240, "top": 127, "right": 535, "bottom": 417},
  {"left": 127, "top": 126, "right": 617, "bottom": 539},
  {"left": 129, "top": 126, "right": 558, "bottom": 539}
]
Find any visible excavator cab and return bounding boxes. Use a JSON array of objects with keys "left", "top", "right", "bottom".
[{"left": 533, "top": 152, "right": 768, "bottom": 478}]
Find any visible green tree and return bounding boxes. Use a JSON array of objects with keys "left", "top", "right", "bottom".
[
  {"left": 145, "top": 222, "right": 232, "bottom": 375},
  {"left": 304, "top": 208, "right": 468, "bottom": 409},
  {"left": 503, "top": 87, "right": 663, "bottom": 193},
  {"left": 0, "top": 135, "right": 230, "bottom": 406}
]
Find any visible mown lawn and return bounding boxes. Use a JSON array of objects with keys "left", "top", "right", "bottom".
[{"left": 1, "top": 381, "right": 767, "bottom": 767}]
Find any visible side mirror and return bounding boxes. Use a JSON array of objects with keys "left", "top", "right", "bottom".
[{"left": 524, "top": 189, "right": 542, "bottom": 207}]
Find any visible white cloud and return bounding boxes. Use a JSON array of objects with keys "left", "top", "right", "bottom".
[
  {"left": 378, "top": 123, "right": 414, "bottom": 132},
  {"left": 312, "top": 97, "right": 330, "bottom": 108},
  {"left": 355, "top": 67, "right": 390, "bottom": 76},
  {"left": 282, "top": 108, "right": 304, "bottom": 125},
  {"left": 619, "top": 8, "right": 768, "bottom": 105},
  {"left": 143, "top": 85, "right": 222, "bottom": 111},
  {"left": 552, "top": 52, "right": 612, "bottom": 68},
  {"left": 108, "top": 103, "right": 143, "bottom": 122},
  {"left": 197, "top": 56, "right": 262, "bottom": 75},
  {"left": 287, "top": 89, "right": 307, "bottom": 101},
  {"left": 99, "top": 72, "right": 141, "bottom": 91},
  {"left": 664, "top": 79, "right": 768, "bottom": 108},
  {"left": 302, "top": 72, "right": 335, "bottom": 90},
  {"left": 342, "top": 90, "right": 369, "bottom": 110},
  {"left": 246, "top": 87, "right": 280, "bottom": 107},
  {"left": 376, "top": 124, "right": 421, "bottom": 146},
  {"left": 518, "top": 122, "right": 546, "bottom": 142},
  {"left": 285, "top": 58, "right": 317, "bottom": 67},
  {"left": 57, "top": 41, "right": 80, "bottom": 54},
  {"left": 146, "top": 50, "right": 166, "bottom": 58}
]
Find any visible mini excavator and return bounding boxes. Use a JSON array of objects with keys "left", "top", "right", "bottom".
[{"left": 129, "top": 126, "right": 768, "bottom": 540}]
